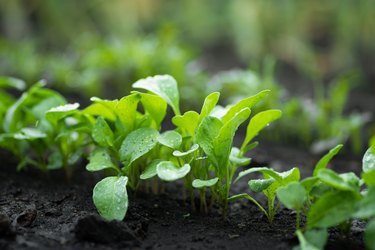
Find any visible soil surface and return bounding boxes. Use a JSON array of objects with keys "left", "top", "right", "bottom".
[{"left": 0, "top": 143, "right": 365, "bottom": 250}]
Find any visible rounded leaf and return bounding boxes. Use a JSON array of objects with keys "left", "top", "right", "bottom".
[
  {"left": 192, "top": 177, "right": 219, "bottom": 189},
  {"left": 93, "top": 176, "right": 128, "bottom": 221},
  {"left": 363, "top": 147, "right": 375, "bottom": 173},
  {"left": 156, "top": 161, "right": 191, "bottom": 182},
  {"left": 157, "top": 131, "right": 182, "bottom": 149},
  {"left": 277, "top": 182, "right": 307, "bottom": 210},
  {"left": 173, "top": 144, "right": 199, "bottom": 157}
]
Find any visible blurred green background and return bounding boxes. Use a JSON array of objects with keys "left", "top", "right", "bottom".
[{"left": 1, "top": 0, "right": 374, "bottom": 152}]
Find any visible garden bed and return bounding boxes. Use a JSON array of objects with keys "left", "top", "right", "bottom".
[{"left": 0, "top": 143, "right": 365, "bottom": 250}]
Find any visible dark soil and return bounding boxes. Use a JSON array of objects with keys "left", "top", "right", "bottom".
[{"left": 0, "top": 143, "right": 365, "bottom": 250}]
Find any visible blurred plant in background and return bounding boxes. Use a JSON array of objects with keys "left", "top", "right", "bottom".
[{"left": 0, "top": 0, "right": 374, "bottom": 154}]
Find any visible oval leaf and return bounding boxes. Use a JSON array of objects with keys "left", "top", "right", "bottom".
[
  {"left": 313, "top": 144, "right": 343, "bottom": 176},
  {"left": 157, "top": 131, "right": 182, "bottom": 149},
  {"left": 363, "top": 147, "right": 375, "bottom": 173},
  {"left": 173, "top": 144, "right": 199, "bottom": 157},
  {"left": 93, "top": 176, "right": 128, "bottom": 221},
  {"left": 249, "top": 179, "right": 275, "bottom": 192},
  {"left": 192, "top": 177, "right": 219, "bottom": 189},
  {"left": 156, "top": 161, "right": 191, "bottom": 182},
  {"left": 92, "top": 116, "right": 114, "bottom": 147},
  {"left": 140, "top": 160, "right": 162, "bottom": 180},
  {"left": 120, "top": 128, "right": 159, "bottom": 167},
  {"left": 277, "top": 182, "right": 307, "bottom": 210},
  {"left": 86, "top": 148, "right": 116, "bottom": 172},
  {"left": 242, "top": 109, "right": 282, "bottom": 149},
  {"left": 132, "top": 75, "right": 180, "bottom": 115}
]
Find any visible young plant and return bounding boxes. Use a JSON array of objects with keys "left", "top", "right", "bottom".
[
  {"left": 133, "top": 75, "right": 282, "bottom": 214},
  {"left": 85, "top": 75, "right": 191, "bottom": 220},
  {"left": 0, "top": 80, "right": 91, "bottom": 176},
  {"left": 230, "top": 167, "right": 300, "bottom": 223}
]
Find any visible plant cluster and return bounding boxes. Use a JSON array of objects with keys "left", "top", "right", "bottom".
[
  {"left": 209, "top": 66, "right": 370, "bottom": 154},
  {"left": 1, "top": 75, "right": 374, "bottom": 249}
]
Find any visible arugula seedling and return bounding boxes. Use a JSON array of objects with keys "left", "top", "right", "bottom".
[
  {"left": 0, "top": 81, "right": 91, "bottom": 176},
  {"left": 231, "top": 167, "right": 300, "bottom": 223}
]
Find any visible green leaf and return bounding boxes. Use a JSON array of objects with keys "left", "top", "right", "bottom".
[
  {"left": 363, "top": 169, "right": 375, "bottom": 186},
  {"left": 93, "top": 176, "right": 128, "bottom": 221},
  {"left": 0, "top": 76, "right": 26, "bottom": 90},
  {"left": 86, "top": 148, "right": 116, "bottom": 172},
  {"left": 92, "top": 116, "right": 114, "bottom": 148},
  {"left": 192, "top": 177, "right": 219, "bottom": 188},
  {"left": 307, "top": 191, "right": 360, "bottom": 229},
  {"left": 363, "top": 147, "right": 375, "bottom": 173},
  {"left": 353, "top": 186, "right": 375, "bottom": 219},
  {"left": 120, "top": 128, "right": 159, "bottom": 168},
  {"left": 84, "top": 97, "right": 117, "bottom": 121},
  {"left": 156, "top": 161, "right": 191, "bottom": 181},
  {"left": 172, "top": 111, "right": 199, "bottom": 136},
  {"left": 249, "top": 179, "right": 275, "bottom": 192},
  {"left": 235, "top": 167, "right": 283, "bottom": 183},
  {"left": 47, "top": 151, "right": 63, "bottom": 170},
  {"left": 313, "top": 144, "right": 343, "bottom": 176},
  {"left": 317, "top": 169, "right": 359, "bottom": 192},
  {"left": 229, "top": 147, "right": 251, "bottom": 166},
  {"left": 115, "top": 94, "right": 141, "bottom": 133},
  {"left": 132, "top": 75, "right": 180, "bottom": 115},
  {"left": 45, "top": 103, "right": 80, "bottom": 123},
  {"left": 263, "top": 168, "right": 300, "bottom": 203},
  {"left": 173, "top": 144, "right": 199, "bottom": 157},
  {"left": 12, "top": 128, "right": 47, "bottom": 140},
  {"left": 136, "top": 92, "right": 167, "bottom": 127},
  {"left": 242, "top": 109, "right": 282, "bottom": 149},
  {"left": 277, "top": 182, "right": 307, "bottom": 210},
  {"left": 221, "top": 90, "right": 270, "bottom": 123},
  {"left": 198, "top": 92, "right": 220, "bottom": 124},
  {"left": 365, "top": 219, "right": 375, "bottom": 250},
  {"left": 300, "top": 177, "right": 319, "bottom": 193},
  {"left": 295, "top": 229, "right": 328, "bottom": 250},
  {"left": 140, "top": 160, "right": 162, "bottom": 180},
  {"left": 195, "top": 116, "right": 223, "bottom": 167},
  {"left": 214, "top": 108, "right": 251, "bottom": 176},
  {"left": 157, "top": 131, "right": 182, "bottom": 149}
]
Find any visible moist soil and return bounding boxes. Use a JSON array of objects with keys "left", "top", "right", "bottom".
[{"left": 0, "top": 143, "right": 365, "bottom": 250}]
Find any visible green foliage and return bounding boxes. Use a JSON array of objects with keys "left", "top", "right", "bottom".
[
  {"left": 0, "top": 81, "right": 91, "bottom": 175},
  {"left": 93, "top": 176, "right": 128, "bottom": 221},
  {"left": 233, "top": 167, "right": 300, "bottom": 223}
]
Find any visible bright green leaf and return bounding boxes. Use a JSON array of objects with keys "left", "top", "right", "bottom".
[
  {"left": 92, "top": 116, "right": 114, "bottom": 148},
  {"left": 198, "top": 92, "right": 220, "bottom": 124},
  {"left": 140, "top": 160, "right": 162, "bottom": 180},
  {"left": 120, "top": 128, "right": 159, "bottom": 168},
  {"left": 45, "top": 103, "right": 80, "bottom": 122},
  {"left": 93, "top": 176, "right": 128, "bottom": 221},
  {"left": 365, "top": 219, "right": 375, "bottom": 250},
  {"left": 313, "top": 144, "right": 343, "bottom": 176},
  {"left": 172, "top": 111, "right": 199, "bottom": 136},
  {"left": 249, "top": 179, "right": 275, "bottom": 192},
  {"left": 353, "top": 186, "right": 375, "bottom": 219},
  {"left": 317, "top": 169, "right": 359, "bottom": 192},
  {"left": 192, "top": 177, "right": 219, "bottom": 188},
  {"left": 277, "top": 182, "right": 307, "bottom": 210},
  {"left": 363, "top": 147, "right": 375, "bottom": 173},
  {"left": 221, "top": 90, "right": 270, "bottom": 123},
  {"left": 86, "top": 148, "right": 116, "bottom": 172},
  {"left": 156, "top": 161, "right": 191, "bottom": 181},
  {"left": 132, "top": 75, "right": 180, "bottom": 115},
  {"left": 242, "top": 109, "right": 282, "bottom": 149},
  {"left": 173, "top": 144, "right": 199, "bottom": 157},
  {"left": 307, "top": 191, "right": 360, "bottom": 229},
  {"left": 157, "top": 131, "right": 182, "bottom": 149}
]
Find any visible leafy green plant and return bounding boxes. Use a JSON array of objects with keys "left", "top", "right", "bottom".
[
  {"left": 0, "top": 80, "right": 91, "bottom": 176},
  {"left": 230, "top": 167, "right": 300, "bottom": 223}
]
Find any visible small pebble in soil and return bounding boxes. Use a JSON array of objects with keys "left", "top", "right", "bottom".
[{"left": 14, "top": 207, "right": 37, "bottom": 227}]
